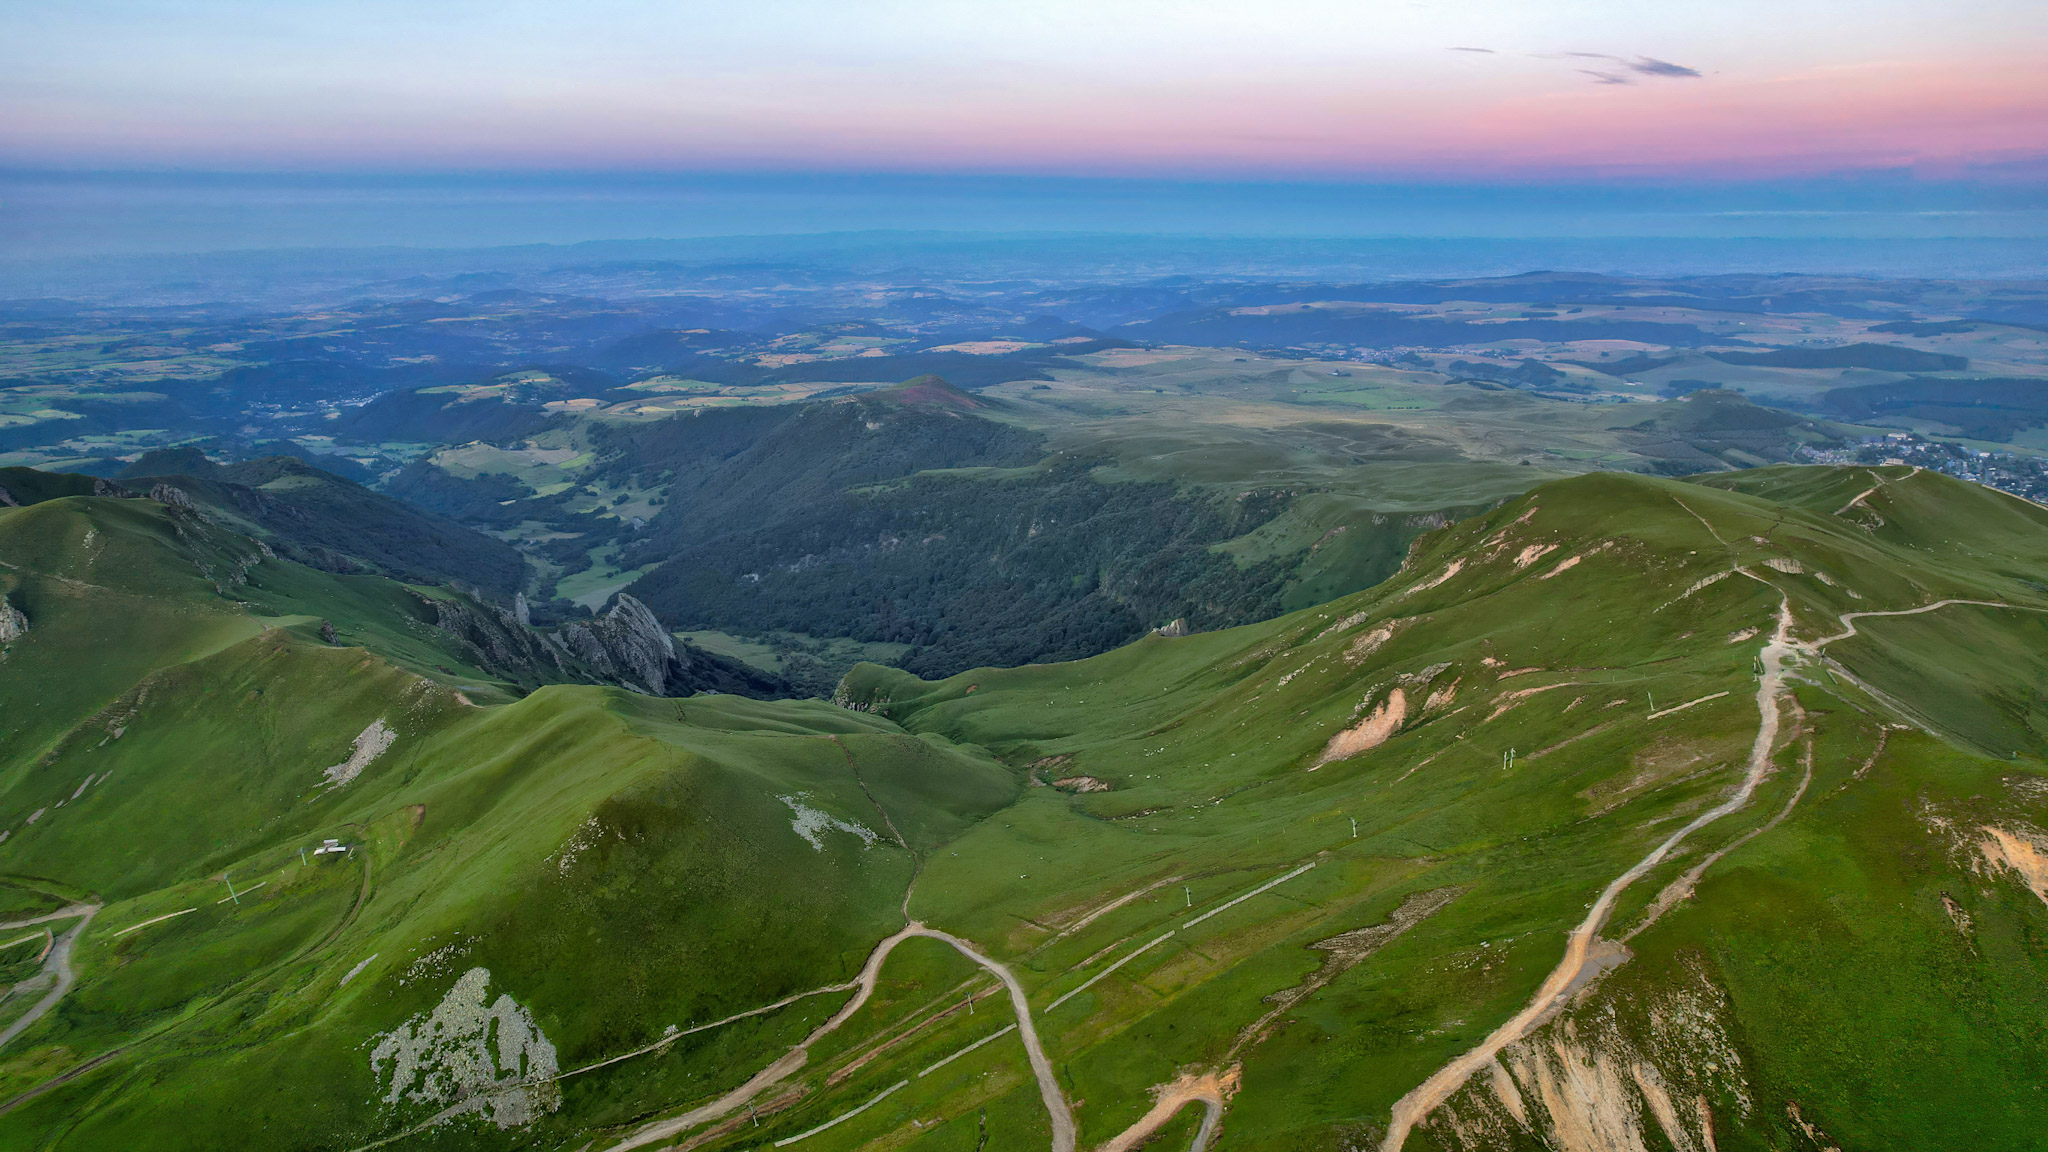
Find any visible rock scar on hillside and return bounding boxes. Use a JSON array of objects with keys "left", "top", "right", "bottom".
[
  {"left": 323, "top": 720, "right": 396, "bottom": 788},
  {"left": 1978, "top": 826, "right": 2048, "bottom": 906},
  {"left": 369, "top": 966, "right": 560, "bottom": 1129},
  {"left": 1313, "top": 689, "right": 1406, "bottom": 769},
  {"left": 777, "top": 794, "right": 880, "bottom": 852}
]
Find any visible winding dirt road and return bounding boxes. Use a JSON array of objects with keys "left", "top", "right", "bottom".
[
  {"left": 1096, "top": 1068, "right": 1235, "bottom": 1152},
  {"left": 1811, "top": 598, "right": 2039, "bottom": 649},
  {"left": 0, "top": 904, "right": 99, "bottom": 1051},
  {"left": 1377, "top": 600, "right": 1797, "bottom": 1151},
  {"left": 1374, "top": 592, "right": 2048, "bottom": 1147},
  {"left": 607, "top": 922, "right": 1074, "bottom": 1152}
]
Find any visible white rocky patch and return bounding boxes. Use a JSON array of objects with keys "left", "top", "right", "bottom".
[
  {"left": 369, "top": 967, "right": 560, "bottom": 1129},
  {"left": 778, "top": 793, "right": 880, "bottom": 851},
  {"left": 1313, "top": 609, "right": 1374, "bottom": 642},
  {"left": 339, "top": 953, "right": 379, "bottom": 987},
  {"left": 1404, "top": 559, "right": 1465, "bottom": 596},
  {"left": 549, "top": 816, "right": 602, "bottom": 876},
  {"left": 323, "top": 719, "right": 396, "bottom": 788},
  {"left": 0, "top": 601, "right": 26, "bottom": 648}
]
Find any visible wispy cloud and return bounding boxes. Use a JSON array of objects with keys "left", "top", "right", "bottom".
[
  {"left": 1448, "top": 47, "right": 1495, "bottom": 54},
  {"left": 1554, "top": 52, "right": 1702, "bottom": 84},
  {"left": 1631, "top": 57, "right": 1703, "bottom": 78}
]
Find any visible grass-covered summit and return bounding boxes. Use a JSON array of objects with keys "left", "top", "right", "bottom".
[{"left": 1, "top": 464, "right": 2045, "bottom": 1151}]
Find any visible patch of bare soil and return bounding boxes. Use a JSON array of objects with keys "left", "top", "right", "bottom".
[
  {"left": 1095, "top": 1067, "right": 1240, "bottom": 1152},
  {"left": 1346, "top": 622, "right": 1401, "bottom": 664},
  {"left": 1979, "top": 826, "right": 2048, "bottom": 906},
  {"left": 1054, "top": 777, "right": 1112, "bottom": 793},
  {"left": 1485, "top": 681, "right": 1580, "bottom": 723},
  {"left": 1403, "top": 560, "right": 1465, "bottom": 597},
  {"left": 1314, "top": 689, "right": 1406, "bottom": 768},
  {"left": 1426, "top": 965, "right": 1750, "bottom": 1152}
]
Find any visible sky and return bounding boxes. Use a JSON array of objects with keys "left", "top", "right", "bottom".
[{"left": 2, "top": 1, "right": 2046, "bottom": 255}]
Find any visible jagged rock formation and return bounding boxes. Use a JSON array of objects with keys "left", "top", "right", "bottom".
[
  {"left": 417, "top": 589, "right": 785, "bottom": 699},
  {"left": 415, "top": 590, "right": 578, "bottom": 683},
  {"left": 0, "top": 600, "right": 26, "bottom": 648},
  {"left": 554, "top": 594, "right": 783, "bottom": 698},
  {"left": 148, "top": 483, "right": 197, "bottom": 511}
]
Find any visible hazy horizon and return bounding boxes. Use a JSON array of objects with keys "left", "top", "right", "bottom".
[
  {"left": 4, "top": 169, "right": 2046, "bottom": 271},
  {"left": 7, "top": 0, "right": 2047, "bottom": 270}
]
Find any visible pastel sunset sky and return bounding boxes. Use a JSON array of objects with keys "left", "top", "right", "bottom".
[{"left": 6, "top": 0, "right": 2045, "bottom": 179}]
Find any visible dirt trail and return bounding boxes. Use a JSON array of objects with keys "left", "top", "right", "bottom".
[
  {"left": 1626, "top": 740, "right": 1814, "bottom": 942},
  {"left": 607, "top": 923, "right": 1074, "bottom": 1152},
  {"left": 0, "top": 905, "right": 96, "bottom": 933},
  {"left": 1378, "top": 600, "right": 1796, "bottom": 1151},
  {"left": 1096, "top": 1068, "right": 1236, "bottom": 1152},
  {"left": 1810, "top": 598, "right": 2042, "bottom": 650},
  {"left": 1835, "top": 485, "right": 1881, "bottom": 517},
  {"left": 1669, "top": 497, "right": 1731, "bottom": 548},
  {"left": 1374, "top": 588, "right": 2048, "bottom": 1149},
  {"left": 0, "top": 904, "right": 99, "bottom": 1051}
]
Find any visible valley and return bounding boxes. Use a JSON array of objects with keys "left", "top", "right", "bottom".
[
  {"left": 11, "top": 0, "right": 2048, "bottom": 1144},
  {"left": 18, "top": 263, "right": 2030, "bottom": 686},
  {"left": 4, "top": 250, "right": 2048, "bottom": 1150}
]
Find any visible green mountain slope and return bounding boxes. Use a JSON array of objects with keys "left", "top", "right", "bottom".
[
  {"left": 1, "top": 465, "right": 2045, "bottom": 1151},
  {"left": 119, "top": 450, "right": 532, "bottom": 599}
]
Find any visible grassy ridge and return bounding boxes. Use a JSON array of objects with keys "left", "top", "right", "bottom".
[{"left": 1, "top": 466, "right": 2045, "bottom": 1150}]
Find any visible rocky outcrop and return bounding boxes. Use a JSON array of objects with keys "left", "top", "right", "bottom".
[
  {"left": 413, "top": 590, "right": 574, "bottom": 684},
  {"left": 555, "top": 594, "right": 784, "bottom": 698},
  {"left": 417, "top": 589, "right": 785, "bottom": 700},
  {"left": 148, "top": 483, "right": 196, "bottom": 511},
  {"left": 0, "top": 600, "right": 26, "bottom": 648},
  {"left": 557, "top": 595, "right": 674, "bottom": 694}
]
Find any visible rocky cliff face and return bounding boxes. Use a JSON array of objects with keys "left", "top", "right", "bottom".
[
  {"left": 418, "top": 591, "right": 574, "bottom": 683},
  {"left": 555, "top": 595, "right": 783, "bottom": 698},
  {"left": 0, "top": 600, "right": 26, "bottom": 648},
  {"left": 419, "top": 589, "right": 784, "bottom": 699}
]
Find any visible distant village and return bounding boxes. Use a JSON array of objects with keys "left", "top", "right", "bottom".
[{"left": 1801, "top": 433, "right": 2048, "bottom": 504}]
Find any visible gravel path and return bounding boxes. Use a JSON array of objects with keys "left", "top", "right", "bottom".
[
  {"left": 1096, "top": 1070, "right": 1233, "bottom": 1152},
  {"left": 0, "top": 904, "right": 99, "bottom": 1051},
  {"left": 606, "top": 922, "right": 1073, "bottom": 1152},
  {"left": 1378, "top": 600, "right": 1797, "bottom": 1151}
]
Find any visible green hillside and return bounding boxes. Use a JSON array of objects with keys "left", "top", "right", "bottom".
[
  {"left": 118, "top": 451, "right": 532, "bottom": 599},
  {"left": 0, "top": 465, "right": 2045, "bottom": 1151}
]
